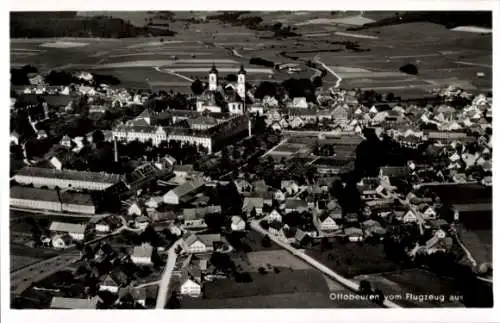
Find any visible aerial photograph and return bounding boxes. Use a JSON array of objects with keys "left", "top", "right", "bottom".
[{"left": 9, "top": 10, "right": 493, "bottom": 309}]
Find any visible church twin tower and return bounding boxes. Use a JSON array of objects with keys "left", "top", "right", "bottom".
[{"left": 208, "top": 64, "right": 246, "bottom": 100}]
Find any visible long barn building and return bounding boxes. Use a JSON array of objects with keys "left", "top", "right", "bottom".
[
  {"left": 14, "top": 167, "right": 123, "bottom": 191},
  {"left": 10, "top": 186, "right": 97, "bottom": 214}
]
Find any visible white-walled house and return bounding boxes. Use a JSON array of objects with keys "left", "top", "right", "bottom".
[
  {"left": 49, "top": 222, "right": 86, "bottom": 241},
  {"left": 318, "top": 213, "right": 340, "bottom": 231},
  {"left": 402, "top": 210, "right": 418, "bottom": 223},
  {"left": 127, "top": 203, "right": 143, "bottom": 216},
  {"left": 99, "top": 275, "right": 120, "bottom": 293},
  {"left": 231, "top": 216, "right": 246, "bottom": 231},
  {"left": 180, "top": 278, "right": 201, "bottom": 297},
  {"left": 131, "top": 243, "right": 154, "bottom": 265},
  {"left": 182, "top": 233, "right": 222, "bottom": 254},
  {"left": 268, "top": 209, "right": 282, "bottom": 222}
]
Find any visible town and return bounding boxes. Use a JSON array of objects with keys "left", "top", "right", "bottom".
[{"left": 9, "top": 11, "right": 493, "bottom": 310}]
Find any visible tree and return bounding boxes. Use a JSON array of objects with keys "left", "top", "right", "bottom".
[
  {"left": 254, "top": 81, "right": 277, "bottom": 99},
  {"left": 399, "top": 63, "right": 418, "bottom": 75},
  {"left": 312, "top": 76, "right": 322, "bottom": 88},
  {"left": 386, "top": 92, "right": 395, "bottom": 102},
  {"left": 320, "top": 237, "right": 331, "bottom": 251},
  {"left": 374, "top": 288, "right": 385, "bottom": 305},
  {"left": 261, "top": 235, "right": 271, "bottom": 248},
  {"left": 190, "top": 79, "right": 205, "bottom": 95},
  {"left": 226, "top": 74, "right": 237, "bottom": 82},
  {"left": 359, "top": 279, "right": 372, "bottom": 295},
  {"left": 92, "top": 129, "right": 105, "bottom": 145},
  {"left": 166, "top": 291, "right": 181, "bottom": 309}
]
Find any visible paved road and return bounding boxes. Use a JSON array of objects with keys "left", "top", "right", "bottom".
[
  {"left": 11, "top": 252, "right": 81, "bottom": 295},
  {"left": 10, "top": 216, "right": 135, "bottom": 295},
  {"left": 249, "top": 220, "right": 400, "bottom": 308},
  {"left": 261, "top": 138, "right": 288, "bottom": 157},
  {"left": 155, "top": 239, "right": 183, "bottom": 309},
  {"left": 314, "top": 58, "right": 343, "bottom": 88}
]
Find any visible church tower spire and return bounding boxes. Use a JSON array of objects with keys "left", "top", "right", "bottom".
[
  {"left": 209, "top": 64, "right": 218, "bottom": 91},
  {"left": 237, "top": 64, "right": 246, "bottom": 100}
]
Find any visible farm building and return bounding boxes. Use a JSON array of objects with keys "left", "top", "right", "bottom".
[
  {"left": 49, "top": 221, "right": 87, "bottom": 241},
  {"left": 182, "top": 233, "right": 222, "bottom": 254},
  {"left": 163, "top": 177, "right": 205, "bottom": 205},
  {"left": 13, "top": 167, "right": 123, "bottom": 191},
  {"left": 10, "top": 186, "right": 97, "bottom": 214},
  {"left": 131, "top": 243, "right": 154, "bottom": 265}
]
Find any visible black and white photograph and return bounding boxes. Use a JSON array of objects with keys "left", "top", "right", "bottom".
[{"left": 5, "top": 3, "right": 496, "bottom": 317}]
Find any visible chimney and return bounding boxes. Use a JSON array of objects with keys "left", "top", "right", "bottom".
[
  {"left": 114, "top": 137, "right": 118, "bottom": 162},
  {"left": 248, "top": 118, "right": 252, "bottom": 138},
  {"left": 43, "top": 102, "right": 49, "bottom": 119}
]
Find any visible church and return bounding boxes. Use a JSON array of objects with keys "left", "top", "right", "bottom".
[{"left": 196, "top": 64, "right": 250, "bottom": 115}]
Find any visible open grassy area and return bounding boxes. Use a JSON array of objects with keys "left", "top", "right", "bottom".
[
  {"left": 246, "top": 250, "right": 311, "bottom": 271},
  {"left": 11, "top": 11, "right": 491, "bottom": 98},
  {"left": 306, "top": 241, "right": 402, "bottom": 278}
]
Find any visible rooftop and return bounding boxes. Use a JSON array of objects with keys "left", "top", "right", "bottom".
[
  {"left": 49, "top": 221, "right": 86, "bottom": 234},
  {"left": 50, "top": 296, "right": 100, "bottom": 309},
  {"left": 15, "top": 167, "right": 122, "bottom": 184}
]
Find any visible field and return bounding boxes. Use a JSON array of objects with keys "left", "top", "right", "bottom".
[
  {"left": 354, "top": 269, "right": 464, "bottom": 307},
  {"left": 306, "top": 241, "right": 402, "bottom": 278},
  {"left": 11, "top": 11, "right": 492, "bottom": 97},
  {"left": 246, "top": 250, "right": 311, "bottom": 270}
]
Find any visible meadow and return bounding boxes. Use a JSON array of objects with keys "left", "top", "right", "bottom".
[{"left": 10, "top": 11, "right": 492, "bottom": 97}]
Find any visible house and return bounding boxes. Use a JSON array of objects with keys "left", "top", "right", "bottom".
[
  {"left": 49, "top": 221, "right": 86, "bottom": 241},
  {"left": 37, "top": 130, "right": 48, "bottom": 140},
  {"left": 288, "top": 116, "right": 305, "bottom": 129},
  {"left": 117, "top": 286, "right": 147, "bottom": 307},
  {"left": 242, "top": 197, "right": 264, "bottom": 216},
  {"left": 344, "top": 212, "right": 359, "bottom": 224},
  {"left": 131, "top": 243, "right": 154, "bottom": 265},
  {"left": 51, "top": 234, "right": 72, "bottom": 249},
  {"left": 268, "top": 209, "right": 282, "bottom": 222},
  {"left": 278, "top": 118, "right": 289, "bottom": 129},
  {"left": 10, "top": 131, "right": 20, "bottom": 145},
  {"left": 182, "top": 208, "right": 207, "bottom": 229},
  {"left": 50, "top": 296, "right": 101, "bottom": 309},
  {"left": 183, "top": 233, "right": 222, "bottom": 254},
  {"left": 274, "top": 190, "right": 286, "bottom": 202},
  {"left": 180, "top": 278, "right": 202, "bottom": 297},
  {"left": 270, "top": 121, "right": 282, "bottom": 132},
  {"left": 163, "top": 177, "right": 205, "bottom": 205},
  {"left": 420, "top": 205, "right": 437, "bottom": 220},
  {"left": 318, "top": 213, "right": 340, "bottom": 231},
  {"left": 145, "top": 196, "right": 162, "bottom": 210},
  {"left": 60, "top": 135, "right": 72, "bottom": 148},
  {"left": 327, "top": 203, "right": 343, "bottom": 220},
  {"left": 344, "top": 227, "right": 364, "bottom": 242},
  {"left": 288, "top": 97, "right": 308, "bottom": 109},
  {"left": 99, "top": 274, "right": 120, "bottom": 293},
  {"left": 402, "top": 210, "right": 418, "bottom": 223},
  {"left": 134, "top": 215, "right": 150, "bottom": 230},
  {"left": 294, "top": 228, "right": 310, "bottom": 246},
  {"left": 284, "top": 199, "right": 309, "bottom": 214},
  {"left": 95, "top": 220, "right": 110, "bottom": 233},
  {"left": 281, "top": 180, "right": 300, "bottom": 195},
  {"left": 127, "top": 202, "right": 143, "bottom": 216},
  {"left": 231, "top": 216, "right": 246, "bottom": 231}
]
